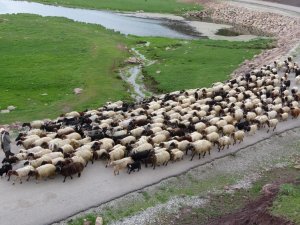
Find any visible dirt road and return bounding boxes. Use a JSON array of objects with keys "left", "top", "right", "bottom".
[
  {"left": 263, "top": 0, "right": 300, "bottom": 7},
  {"left": 0, "top": 1, "right": 300, "bottom": 225},
  {"left": 1, "top": 110, "right": 300, "bottom": 225}
]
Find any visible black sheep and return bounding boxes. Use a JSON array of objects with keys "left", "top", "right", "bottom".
[
  {"left": 0, "top": 163, "right": 12, "bottom": 177},
  {"left": 56, "top": 162, "right": 84, "bottom": 182},
  {"left": 127, "top": 161, "right": 141, "bottom": 174}
]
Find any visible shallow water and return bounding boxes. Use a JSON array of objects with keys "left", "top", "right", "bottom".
[{"left": 0, "top": 0, "right": 200, "bottom": 39}]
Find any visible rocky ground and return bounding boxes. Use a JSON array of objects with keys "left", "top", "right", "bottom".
[{"left": 186, "top": 0, "right": 300, "bottom": 77}]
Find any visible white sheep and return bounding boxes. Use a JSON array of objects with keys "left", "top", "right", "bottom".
[
  {"left": 32, "top": 137, "right": 52, "bottom": 147},
  {"left": 43, "top": 152, "right": 64, "bottom": 160},
  {"left": 65, "top": 111, "right": 80, "bottom": 118},
  {"left": 8, "top": 165, "right": 35, "bottom": 184},
  {"left": 204, "top": 132, "right": 219, "bottom": 146},
  {"left": 217, "top": 136, "right": 231, "bottom": 151},
  {"left": 152, "top": 151, "right": 170, "bottom": 169},
  {"left": 194, "top": 122, "right": 207, "bottom": 132},
  {"left": 204, "top": 125, "right": 218, "bottom": 134},
  {"left": 98, "top": 138, "right": 114, "bottom": 151},
  {"left": 148, "top": 134, "right": 168, "bottom": 145},
  {"left": 28, "top": 149, "right": 52, "bottom": 159},
  {"left": 57, "top": 127, "right": 75, "bottom": 136},
  {"left": 221, "top": 124, "right": 235, "bottom": 136},
  {"left": 29, "top": 164, "right": 56, "bottom": 182},
  {"left": 74, "top": 149, "right": 93, "bottom": 166},
  {"left": 188, "top": 140, "right": 212, "bottom": 160},
  {"left": 57, "top": 144, "right": 74, "bottom": 154},
  {"left": 64, "top": 132, "right": 82, "bottom": 140},
  {"left": 170, "top": 149, "right": 184, "bottom": 161},
  {"left": 130, "top": 127, "right": 145, "bottom": 138},
  {"left": 132, "top": 143, "right": 153, "bottom": 154},
  {"left": 266, "top": 119, "right": 279, "bottom": 133},
  {"left": 120, "top": 136, "right": 136, "bottom": 146},
  {"left": 279, "top": 112, "right": 289, "bottom": 121},
  {"left": 232, "top": 130, "right": 245, "bottom": 145},
  {"left": 112, "top": 157, "right": 134, "bottom": 175},
  {"left": 30, "top": 120, "right": 45, "bottom": 129}
]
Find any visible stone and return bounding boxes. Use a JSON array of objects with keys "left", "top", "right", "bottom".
[
  {"left": 83, "top": 219, "right": 92, "bottom": 225},
  {"left": 126, "top": 57, "right": 142, "bottom": 64},
  {"left": 294, "top": 164, "right": 300, "bottom": 170},
  {"left": 73, "top": 88, "right": 83, "bottom": 95},
  {"left": 156, "top": 70, "right": 161, "bottom": 74},
  {"left": 7, "top": 105, "right": 16, "bottom": 111},
  {"left": 1, "top": 109, "right": 10, "bottom": 114},
  {"left": 95, "top": 216, "right": 103, "bottom": 225}
]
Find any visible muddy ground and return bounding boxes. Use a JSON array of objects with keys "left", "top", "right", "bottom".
[{"left": 155, "top": 167, "right": 300, "bottom": 225}]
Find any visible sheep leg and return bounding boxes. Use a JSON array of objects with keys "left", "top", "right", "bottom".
[
  {"left": 185, "top": 149, "right": 189, "bottom": 155},
  {"left": 203, "top": 152, "right": 206, "bottom": 158},
  {"left": 78, "top": 172, "right": 81, "bottom": 177},
  {"left": 273, "top": 126, "right": 277, "bottom": 131},
  {"left": 153, "top": 164, "right": 156, "bottom": 170},
  {"left": 63, "top": 176, "right": 67, "bottom": 182},
  {"left": 70, "top": 175, "right": 73, "bottom": 179},
  {"left": 85, "top": 161, "right": 88, "bottom": 167},
  {"left": 19, "top": 178, "right": 22, "bottom": 184},
  {"left": 198, "top": 153, "right": 201, "bottom": 159},
  {"left": 165, "top": 160, "right": 169, "bottom": 166},
  {"left": 190, "top": 152, "right": 195, "bottom": 161},
  {"left": 208, "top": 150, "right": 211, "bottom": 155}
]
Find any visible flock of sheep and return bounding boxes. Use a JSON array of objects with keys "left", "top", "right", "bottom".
[{"left": 1, "top": 57, "right": 300, "bottom": 184}]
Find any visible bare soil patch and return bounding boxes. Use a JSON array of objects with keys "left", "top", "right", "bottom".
[
  {"left": 206, "top": 185, "right": 295, "bottom": 225},
  {"left": 162, "top": 167, "right": 300, "bottom": 225}
]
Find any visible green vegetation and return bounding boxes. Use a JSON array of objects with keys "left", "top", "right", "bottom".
[
  {"left": 0, "top": 14, "right": 272, "bottom": 124},
  {"left": 0, "top": 14, "right": 131, "bottom": 124},
  {"left": 272, "top": 183, "right": 300, "bottom": 224},
  {"left": 68, "top": 173, "right": 238, "bottom": 225},
  {"left": 69, "top": 165, "right": 300, "bottom": 225},
  {"left": 28, "top": 0, "right": 202, "bottom": 14},
  {"left": 135, "top": 37, "right": 273, "bottom": 93}
]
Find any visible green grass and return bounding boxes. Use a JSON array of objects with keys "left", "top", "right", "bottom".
[
  {"left": 0, "top": 14, "right": 132, "bottom": 124},
  {"left": 27, "top": 0, "right": 202, "bottom": 14},
  {"left": 68, "top": 173, "right": 238, "bottom": 225},
  {"left": 271, "top": 183, "right": 300, "bottom": 224},
  {"left": 135, "top": 37, "right": 274, "bottom": 93},
  {"left": 0, "top": 14, "right": 272, "bottom": 124}
]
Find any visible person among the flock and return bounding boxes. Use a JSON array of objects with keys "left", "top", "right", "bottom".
[{"left": 0, "top": 128, "right": 14, "bottom": 159}]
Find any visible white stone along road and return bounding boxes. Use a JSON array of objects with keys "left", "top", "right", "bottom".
[{"left": 0, "top": 1, "right": 300, "bottom": 225}]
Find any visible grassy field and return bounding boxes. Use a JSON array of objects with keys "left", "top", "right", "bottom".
[
  {"left": 27, "top": 0, "right": 202, "bottom": 14},
  {"left": 0, "top": 14, "right": 272, "bottom": 124},
  {"left": 0, "top": 14, "right": 131, "bottom": 124},
  {"left": 134, "top": 37, "right": 274, "bottom": 93},
  {"left": 272, "top": 183, "right": 300, "bottom": 224}
]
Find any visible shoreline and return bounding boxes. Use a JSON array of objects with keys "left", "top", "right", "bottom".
[{"left": 186, "top": 0, "right": 300, "bottom": 77}]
